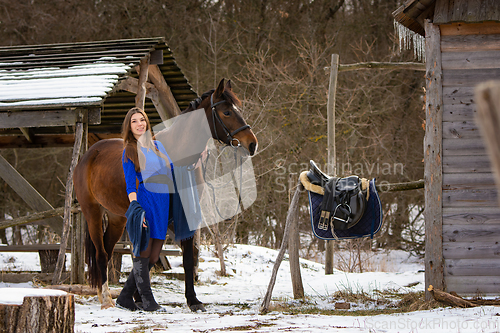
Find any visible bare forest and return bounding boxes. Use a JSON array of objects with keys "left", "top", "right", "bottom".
[{"left": 0, "top": 0, "right": 425, "bottom": 264}]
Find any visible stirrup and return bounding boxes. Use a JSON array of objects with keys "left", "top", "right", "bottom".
[{"left": 306, "top": 160, "right": 331, "bottom": 186}]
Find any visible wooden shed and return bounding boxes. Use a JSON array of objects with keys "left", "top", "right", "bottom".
[
  {"left": 0, "top": 37, "right": 196, "bottom": 283},
  {"left": 393, "top": 0, "right": 500, "bottom": 297}
]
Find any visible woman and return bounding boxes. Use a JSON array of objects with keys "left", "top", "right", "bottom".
[{"left": 116, "top": 107, "right": 173, "bottom": 312}]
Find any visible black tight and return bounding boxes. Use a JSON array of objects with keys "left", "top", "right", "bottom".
[{"left": 139, "top": 238, "right": 164, "bottom": 265}]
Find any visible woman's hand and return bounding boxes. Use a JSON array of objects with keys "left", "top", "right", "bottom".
[{"left": 128, "top": 192, "right": 138, "bottom": 202}]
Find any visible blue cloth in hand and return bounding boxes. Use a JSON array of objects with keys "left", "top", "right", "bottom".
[{"left": 125, "top": 200, "right": 150, "bottom": 257}]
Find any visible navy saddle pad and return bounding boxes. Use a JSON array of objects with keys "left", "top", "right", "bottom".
[{"left": 308, "top": 179, "right": 382, "bottom": 240}]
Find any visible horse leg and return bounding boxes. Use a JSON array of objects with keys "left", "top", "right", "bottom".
[
  {"left": 100, "top": 212, "right": 127, "bottom": 309},
  {"left": 181, "top": 237, "right": 206, "bottom": 312}
]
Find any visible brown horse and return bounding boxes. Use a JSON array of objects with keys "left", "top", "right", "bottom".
[{"left": 73, "top": 79, "right": 258, "bottom": 310}]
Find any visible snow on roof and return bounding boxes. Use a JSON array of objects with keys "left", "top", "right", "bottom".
[{"left": 0, "top": 60, "right": 132, "bottom": 107}]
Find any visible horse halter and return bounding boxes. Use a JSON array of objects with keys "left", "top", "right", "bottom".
[{"left": 210, "top": 93, "right": 251, "bottom": 147}]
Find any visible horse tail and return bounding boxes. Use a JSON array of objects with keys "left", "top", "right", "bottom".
[{"left": 84, "top": 221, "right": 100, "bottom": 288}]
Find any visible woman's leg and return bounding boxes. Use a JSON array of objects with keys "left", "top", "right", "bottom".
[
  {"left": 146, "top": 238, "right": 164, "bottom": 265},
  {"left": 134, "top": 238, "right": 164, "bottom": 311},
  {"left": 117, "top": 240, "right": 159, "bottom": 311}
]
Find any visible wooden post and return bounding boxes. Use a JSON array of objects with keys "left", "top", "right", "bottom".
[
  {"left": 53, "top": 120, "right": 84, "bottom": 285},
  {"left": 288, "top": 175, "right": 304, "bottom": 299},
  {"left": 424, "top": 20, "right": 444, "bottom": 300},
  {"left": 475, "top": 81, "right": 500, "bottom": 204},
  {"left": 135, "top": 56, "right": 150, "bottom": 110},
  {"left": 325, "top": 54, "right": 339, "bottom": 275},
  {"left": 71, "top": 118, "right": 87, "bottom": 285},
  {"left": 70, "top": 211, "right": 85, "bottom": 284},
  {"left": 260, "top": 182, "right": 303, "bottom": 313}
]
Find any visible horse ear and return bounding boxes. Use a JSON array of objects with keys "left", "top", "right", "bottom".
[
  {"left": 214, "top": 78, "right": 225, "bottom": 98},
  {"left": 225, "top": 79, "right": 233, "bottom": 92}
]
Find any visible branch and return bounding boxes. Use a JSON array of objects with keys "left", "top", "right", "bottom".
[
  {"left": 428, "top": 285, "right": 476, "bottom": 308},
  {"left": 324, "top": 62, "right": 426, "bottom": 72}
]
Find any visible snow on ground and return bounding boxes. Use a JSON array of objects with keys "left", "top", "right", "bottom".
[{"left": 1, "top": 245, "right": 499, "bottom": 332}]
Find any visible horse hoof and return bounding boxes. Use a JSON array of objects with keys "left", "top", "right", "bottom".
[{"left": 189, "top": 303, "right": 206, "bottom": 312}]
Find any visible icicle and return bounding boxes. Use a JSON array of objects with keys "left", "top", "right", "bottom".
[{"left": 393, "top": 20, "right": 425, "bottom": 61}]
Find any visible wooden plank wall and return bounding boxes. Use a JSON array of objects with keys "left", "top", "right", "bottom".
[{"left": 441, "top": 22, "right": 500, "bottom": 295}]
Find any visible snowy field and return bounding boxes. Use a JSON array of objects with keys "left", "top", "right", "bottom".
[{"left": 1, "top": 244, "right": 500, "bottom": 333}]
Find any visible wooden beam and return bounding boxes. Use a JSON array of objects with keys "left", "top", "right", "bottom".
[
  {"left": 260, "top": 182, "right": 303, "bottom": 313},
  {"left": 424, "top": 20, "right": 444, "bottom": 300},
  {"left": 114, "top": 76, "right": 153, "bottom": 95},
  {"left": 0, "top": 205, "right": 80, "bottom": 230},
  {"left": 148, "top": 64, "right": 181, "bottom": 118},
  {"left": 0, "top": 154, "right": 62, "bottom": 235},
  {"left": 18, "top": 127, "right": 34, "bottom": 142},
  {"left": 376, "top": 179, "right": 424, "bottom": 192},
  {"left": 337, "top": 61, "right": 425, "bottom": 72},
  {"left": 440, "top": 22, "right": 500, "bottom": 36},
  {"left": 0, "top": 110, "right": 78, "bottom": 129},
  {"left": 53, "top": 121, "right": 84, "bottom": 285},
  {"left": 288, "top": 176, "right": 304, "bottom": 299},
  {"left": 0, "top": 134, "right": 75, "bottom": 148},
  {"left": 325, "top": 54, "right": 339, "bottom": 275},
  {"left": 135, "top": 56, "right": 150, "bottom": 110},
  {"left": 114, "top": 77, "right": 170, "bottom": 121}
]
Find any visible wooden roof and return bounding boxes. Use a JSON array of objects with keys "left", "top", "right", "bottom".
[
  {"left": 393, "top": 0, "right": 500, "bottom": 36},
  {"left": 0, "top": 38, "right": 197, "bottom": 147}
]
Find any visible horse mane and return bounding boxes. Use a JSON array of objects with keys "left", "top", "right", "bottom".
[{"left": 182, "top": 88, "right": 241, "bottom": 113}]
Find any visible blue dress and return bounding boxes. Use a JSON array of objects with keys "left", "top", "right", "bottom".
[{"left": 122, "top": 141, "right": 173, "bottom": 240}]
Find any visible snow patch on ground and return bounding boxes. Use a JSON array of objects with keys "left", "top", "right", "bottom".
[{"left": 2, "top": 244, "right": 498, "bottom": 332}]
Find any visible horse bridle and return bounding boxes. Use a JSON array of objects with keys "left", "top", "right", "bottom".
[{"left": 210, "top": 93, "right": 251, "bottom": 147}]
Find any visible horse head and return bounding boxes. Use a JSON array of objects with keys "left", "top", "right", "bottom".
[{"left": 186, "top": 79, "right": 258, "bottom": 156}]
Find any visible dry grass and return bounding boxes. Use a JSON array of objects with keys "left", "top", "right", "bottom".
[{"left": 266, "top": 290, "right": 441, "bottom": 316}]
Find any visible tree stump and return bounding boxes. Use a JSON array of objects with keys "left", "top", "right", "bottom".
[{"left": 0, "top": 289, "right": 74, "bottom": 333}]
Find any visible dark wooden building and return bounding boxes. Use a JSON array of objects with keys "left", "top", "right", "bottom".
[
  {"left": 0, "top": 37, "right": 196, "bottom": 283},
  {"left": 394, "top": 0, "right": 500, "bottom": 297}
]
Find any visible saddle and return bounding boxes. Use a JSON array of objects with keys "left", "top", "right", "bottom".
[
  {"left": 301, "top": 160, "right": 382, "bottom": 240},
  {"left": 306, "top": 161, "right": 367, "bottom": 231}
]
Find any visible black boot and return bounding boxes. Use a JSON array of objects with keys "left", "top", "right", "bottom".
[
  {"left": 116, "top": 270, "right": 139, "bottom": 311},
  {"left": 133, "top": 262, "right": 155, "bottom": 308},
  {"left": 133, "top": 257, "right": 164, "bottom": 312}
]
